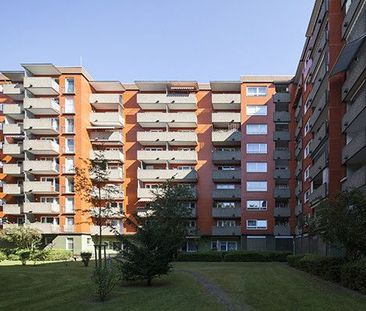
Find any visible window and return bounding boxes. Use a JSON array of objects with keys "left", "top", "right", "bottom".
[
  {"left": 246, "top": 86, "right": 267, "bottom": 96},
  {"left": 247, "top": 181, "right": 267, "bottom": 192},
  {"left": 304, "top": 189, "right": 311, "bottom": 203},
  {"left": 215, "top": 202, "right": 236, "bottom": 208},
  {"left": 304, "top": 166, "right": 310, "bottom": 181},
  {"left": 144, "top": 147, "right": 163, "bottom": 151},
  {"left": 246, "top": 220, "right": 267, "bottom": 230},
  {"left": 64, "top": 97, "right": 75, "bottom": 113},
  {"left": 40, "top": 197, "right": 59, "bottom": 204},
  {"left": 64, "top": 157, "right": 74, "bottom": 173},
  {"left": 246, "top": 200, "right": 267, "bottom": 210},
  {"left": 65, "top": 197, "right": 75, "bottom": 213},
  {"left": 218, "top": 166, "right": 236, "bottom": 171},
  {"left": 145, "top": 184, "right": 161, "bottom": 189},
  {"left": 246, "top": 143, "right": 267, "bottom": 154},
  {"left": 211, "top": 241, "right": 237, "bottom": 251},
  {"left": 216, "top": 184, "right": 235, "bottom": 189},
  {"left": 181, "top": 241, "right": 198, "bottom": 252},
  {"left": 304, "top": 99, "right": 311, "bottom": 114},
  {"left": 65, "top": 118, "right": 74, "bottom": 133},
  {"left": 41, "top": 217, "right": 59, "bottom": 225},
  {"left": 65, "top": 138, "right": 75, "bottom": 153},
  {"left": 216, "top": 220, "right": 236, "bottom": 227},
  {"left": 246, "top": 105, "right": 267, "bottom": 116},
  {"left": 304, "top": 120, "right": 310, "bottom": 135},
  {"left": 345, "top": 0, "right": 352, "bottom": 13},
  {"left": 51, "top": 118, "right": 59, "bottom": 131},
  {"left": 66, "top": 237, "right": 74, "bottom": 251},
  {"left": 65, "top": 78, "right": 75, "bottom": 93},
  {"left": 65, "top": 178, "right": 74, "bottom": 193},
  {"left": 177, "top": 166, "right": 194, "bottom": 170},
  {"left": 40, "top": 177, "right": 59, "bottom": 191},
  {"left": 304, "top": 141, "right": 311, "bottom": 158},
  {"left": 246, "top": 162, "right": 267, "bottom": 173},
  {"left": 66, "top": 217, "right": 74, "bottom": 226},
  {"left": 246, "top": 124, "right": 268, "bottom": 135}
]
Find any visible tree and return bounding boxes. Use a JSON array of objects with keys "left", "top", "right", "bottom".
[
  {"left": 307, "top": 189, "right": 366, "bottom": 260},
  {"left": 0, "top": 227, "right": 42, "bottom": 265},
  {"left": 74, "top": 152, "right": 122, "bottom": 265},
  {"left": 118, "top": 181, "right": 194, "bottom": 286}
]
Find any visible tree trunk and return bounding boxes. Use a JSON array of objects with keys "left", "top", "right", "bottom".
[
  {"left": 147, "top": 278, "right": 152, "bottom": 286},
  {"left": 98, "top": 185, "right": 102, "bottom": 266}
]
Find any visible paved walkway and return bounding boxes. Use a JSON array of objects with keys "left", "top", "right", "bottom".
[{"left": 179, "top": 269, "right": 253, "bottom": 311}]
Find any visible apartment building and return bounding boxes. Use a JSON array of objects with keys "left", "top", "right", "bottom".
[
  {"left": 291, "top": 0, "right": 366, "bottom": 254},
  {"left": 1, "top": 0, "right": 365, "bottom": 254}
]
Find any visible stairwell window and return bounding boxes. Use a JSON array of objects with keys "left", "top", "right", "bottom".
[
  {"left": 247, "top": 200, "right": 267, "bottom": 210},
  {"left": 246, "top": 143, "right": 267, "bottom": 154},
  {"left": 246, "top": 86, "right": 267, "bottom": 96},
  {"left": 216, "top": 184, "right": 235, "bottom": 189},
  {"left": 304, "top": 141, "right": 311, "bottom": 158},
  {"left": 65, "top": 118, "right": 74, "bottom": 133},
  {"left": 304, "top": 166, "right": 310, "bottom": 181},
  {"left": 65, "top": 138, "right": 75, "bottom": 153},
  {"left": 246, "top": 162, "right": 267, "bottom": 173},
  {"left": 64, "top": 97, "right": 75, "bottom": 113},
  {"left": 65, "top": 197, "right": 75, "bottom": 213},
  {"left": 246, "top": 124, "right": 268, "bottom": 135},
  {"left": 247, "top": 181, "right": 267, "bottom": 192},
  {"left": 246, "top": 105, "right": 267, "bottom": 116},
  {"left": 65, "top": 78, "right": 75, "bottom": 94},
  {"left": 247, "top": 219, "right": 267, "bottom": 230}
]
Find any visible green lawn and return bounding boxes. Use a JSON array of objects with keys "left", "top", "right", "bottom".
[{"left": 0, "top": 260, "right": 365, "bottom": 311}]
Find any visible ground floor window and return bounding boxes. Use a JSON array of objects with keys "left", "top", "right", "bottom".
[
  {"left": 211, "top": 240, "right": 238, "bottom": 251},
  {"left": 181, "top": 240, "right": 198, "bottom": 252},
  {"left": 66, "top": 237, "right": 74, "bottom": 251}
]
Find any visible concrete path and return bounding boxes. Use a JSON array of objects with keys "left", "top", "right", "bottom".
[{"left": 179, "top": 269, "right": 253, "bottom": 311}]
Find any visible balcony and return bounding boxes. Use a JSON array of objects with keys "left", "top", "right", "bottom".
[
  {"left": 342, "top": 86, "right": 366, "bottom": 133},
  {"left": 3, "top": 204, "right": 22, "bottom": 215},
  {"left": 274, "top": 207, "right": 290, "bottom": 217},
  {"left": 342, "top": 44, "right": 366, "bottom": 101},
  {"left": 295, "top": 204, "right": 302, "bottom": 216},
  {"left": 3, "top": 144, "right": 23, "bottom": 157},
  {"left": 2, "top": 83, "right": 24, "bottom": 100},
  {"left": 295, "top": 183, "right": 302, "bottom": 196},
  {"left": 27, "top": 223, "right": 61, "bottom": 234},
  {"left": 137, "top": 131, "right": 197, "bottom": 146},
  {"left": 24, "top": 140, "right": 59, "bottom": 155},
  {"left": 342, "top": 0, "right": 363, "bottom": 38},
  {"left": 3, "top": 163, "right": 22, "bottom": 176},
  {"left": 212, "top": 150, "right": 241, "bottom": 164},
  {"left": 295, "top": 140, "right": 302, "bottom": 158},
  {"left": 90, "top": 94, "right": 123, "bottom": 109},
  {"left": 309, "top": 123, "right": 327, "bottom": 154},
  {"left": 3, "top": 184, "right": 23, "bottom": 195},
  {"left": 3, "top": 103, "right": 24, "bottom": 119},
  {"left": 91, "top": 225, "right": 123, "bottom": 235},
  {"left": 97, "top": 186, "right": 124, "bottom": 200},
  {"left": 212, "top": 112, "right": 240, "bottom": 127},
  {"left": 24, "top": 118, "right": 59, "bottom": 135},
  {"left": 212, "top": 208, "right": 241, "bottom": 218},
  {"left": 309, "top": 183, "right": 328, "bottom": 204},
  {"left": 212, "top": 170, "right": 241, "bottom": 182},
  {"left": 212, "top": 93, "right": 240, "bottom": 110},
  {"left": 137, "top": 169, "right": 197, "bottom": 182},
  {"left": 137, "top": 188, "right": 157, "bottom": 200},
  {"left": 137, "top": 112, "right": 197, "bottom": 128},
  {"left": 309, "top": 151, "right": 328, "bottom": 179},
  {"left": 90, "top": 131, "right": 123, "bottom": 144},
  {"left": 212, "top": 130, "right": 241, "bottom": 146},
  {"left": 273, "top": 111, "right": 290, "bottom": 123},
  {"left": 24, "top": 97, "right": 60, "bottom": 115},
  {"left": 273, "top": 92, "right": 290, "bottom": 103},
  {"left": 90, "top": 149, "right": 124, "bottom": 162},
  {"left": 274, "top": 188, "right": 291, "bottom": 199},
  {"left": 23, "top": 202, "right": 60, "bottom": 214},
  {"left": 23, "top": 181, "right": 59, "bottom": 194},
  {"left": 212, "top": 226, "right": 241, "bottom": 236},
  {"left": 137, "top": 93, "right": 196, "bottom": 110},
  {"left": 342, "top": 131, "right": 366, "bottom": 164},
  {"left": 24, "top": 77, "right": 59, "bottom": 96},
  {"left": 3, "top": 123, "right": 23, "bottom": 135},
  {"left": 295, "top": 120, "right": 302, "bottom": 138},
  {"left": 308, "top": 61, "right": 328, "bottom": 105},
  {"left": 274, "top": 223, "right": 291, "bottom": 236},
  {"left": 342, "top": 166, "right": 366, "bottom": 191},
  {"left": 23, "top": 160, "right": 59, "bottom": 175},
  {"left": 274, "top": 168, "right": 290, "bottom": 179},
  {"left": 90, "top": 112, "right": 124, "bottom": 128},
  {"left": 137, "top": 150, "right": 197, "bottom": 164},
  {"left": 212, "top": 189, "right": 241, "bottom": 200},
  {"left": 295, "top": 161, "right": 302, "bottom": 177},
  {"left": 309, "top": 91, "right": 327, "bottom": 131},
  {"left": 274, "top": 149, "right": 290, "bottom": 160},
  {"left": 273, "top": 131, "right": 290, "bottom": 141}
]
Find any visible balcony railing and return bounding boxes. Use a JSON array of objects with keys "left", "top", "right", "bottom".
[
  {"left": 24, "top": 98, "right": 60, "bottom": 115},
  {"left": 212, "top": 170, "right": 241, "bottom": 182},
  {"left": 212, "top": 208, "right": 241, "bottom": 218},
  {"left": 342, "top": 165, "right": 366, "bottom": 191},
  {"left": 212, "top": 130, "right": 241, "bottom": 146},
  {"left": 274, "top": 223, "right": 291, "bottom": 235},
  {"left": 137, "top": 131, "right": 197, "bottom": 146},
  {"left": 24, "top": 77, "right": 59, "bottom": 95},
  {"left": 23, "top": 202, "right": 60, "bottom": 214},
  {"left": 309, "top": 183, "right": 328, "bottom": 204},
  {"left": 212, "top": 226, "right": 241, "bottom": 236}
]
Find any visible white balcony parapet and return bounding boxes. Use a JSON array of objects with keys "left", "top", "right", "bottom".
[
  {"left": 24, "top": 118, "right": 59, "bottom": 134},
  {"left": 90, "top": 150, "right": 124, "bottom": 162},
  {"left": 137, "top": 150, "right": 197, "bottom": 164},
  {"left": 3, "top": 123, "right": 23, "bottom": 135},
  {"left": 24, "top": 97, "right": 60, "bottom": 115},
  {"left": 137, "top": 112, "right": 197, "bottom": 128},
  {"left": 24, "top": 202, "right": 60, "bottom": 214},
  {"left": 23, "top": 160, "right": 59, "bottom": 174},
  {"left": 137, "top": 93, "right": 196, "bottom": 110},
  {"left": 137, "top": 168, "right": 197, "bottom": 182},
  {"left": 24, "top": 140, "right": 59, "bottom": 155},
  {"left": 24, "top": 77, "right": 59, "bottom": 95},
  {"left": 90, "top": 112, "right": 124, "bottom": 127},
  {"left": 137, "top": 131, "right": 197, "bottom": 146},
  {"left": 23, "top": 181, "right": 59, "bottom": 194}
]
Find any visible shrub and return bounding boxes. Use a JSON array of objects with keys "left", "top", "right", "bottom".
[
  {"left": 0, "top": 251, "right": 6, "bottom": 262},
  {"left": 266, "top": 251, "right": 292, "bottom": 262},
  {"left": 7, "top": 253, "right": 20, "bottom": 261},
  {"left": 17, "top": 249, "right": 31, "bottom": 266},
  {"left": 44, "top": 249, "right": 72, "bottom": 261},
  {"left": 81, "top": 252, "right": 92, "bottom": 267},
  {"left": 92, "top": 263, "right": 118, "bottom": 301},
  {"left": 176, "top": 252, "right": 223, "bottom": 262},
  {"left": 341, "top": 260, "right": 366, "bottom": 294},
  {"left": 287, "top": 254, "right": 304, "bottom": 267},
  {"left": 224, "top": 251, "right": 292, "bottom": 262}
]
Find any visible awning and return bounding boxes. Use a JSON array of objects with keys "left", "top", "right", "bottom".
[{"left": 331, "top": 34, "right": 366, "bottom": 76}]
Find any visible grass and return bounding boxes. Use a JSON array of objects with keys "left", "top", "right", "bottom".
[{"left": 0, "top": 260, "right": 365, "bottom": 311}]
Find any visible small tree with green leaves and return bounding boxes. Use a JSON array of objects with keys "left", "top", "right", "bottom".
[
  {"left": 307, "top": 189, "right": 366, "bottom": 260},
  {"left": 0, "top": 227, "right": 42, "bottom": 265},
  {"left": 118, "top": 180, "right": 193, "bottom": 286},
  {"left": 74, "top": 152, "right": 122, "bottom": 265}
]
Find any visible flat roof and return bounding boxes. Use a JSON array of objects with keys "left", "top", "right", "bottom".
[
  {"left": 0, "top": 71, "right": 24, "bottom": 82},
  {"left": 90, "top": 81, "right": 125, "bottom": 92},
  {"left": 135, "top": 81, "right": 199, "bottom": 92},
  {"left": 210, "top": 81, "right": 241, "bottom": 92},
  {"left": 240, "top": 75, "right": 293, "bottom": 83},
  {"left": 22, "top": 63, "right": 61, "bottom": 76},
  {"left": 58, "top": 66, "right": 93, "bottom": 81}
]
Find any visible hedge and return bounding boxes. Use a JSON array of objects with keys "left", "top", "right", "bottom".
[
  {"left": 176, "top": 251, "right": 291, "bottom": 262},
  {"left": 341, "top": 260, "right": 366, "bottom": 294},
  {"left": 287, "top": 254, "right": 347, "bottom": 282},
  {"left": 0, "top": 251, "right": 6, "bottom": 262},
  {"left": 44, "top": 249, "right": 73, "bottom": 261}
]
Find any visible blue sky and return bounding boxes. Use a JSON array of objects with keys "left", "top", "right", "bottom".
[{"left": 1, "top": 0, "right": 314, "bottom": 81}]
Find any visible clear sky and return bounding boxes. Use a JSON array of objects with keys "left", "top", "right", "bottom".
[{"left": 1, "top": 0, "right": 315, "bottom": 82}]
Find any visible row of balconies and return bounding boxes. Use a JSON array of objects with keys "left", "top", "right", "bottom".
[
  {"left": 137, "top": 150, "right": 197, "bottom": 164},
  {"left": 342, "top": 165, "right": 366, "bottom": 191},
  {"left": 137, "top": 169, "right": 197, "bottom": 182},
  {"left": 342, "top": 0, "right": 362, "bottom": 39},
  {"left": 3, "top": 182, "right": 58, "bottom": 195},
  {"left": 342, "top": 130, "right": 366, "bottom": 164},
  {"left": 342, "top": 85, "right": 366, "bottom": 133},
  {"left": 309, "top": 123, "right": 327, "bottom": 154},
  {"left": 3, "top": 203, "right": 63, "bottom": 215}
]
